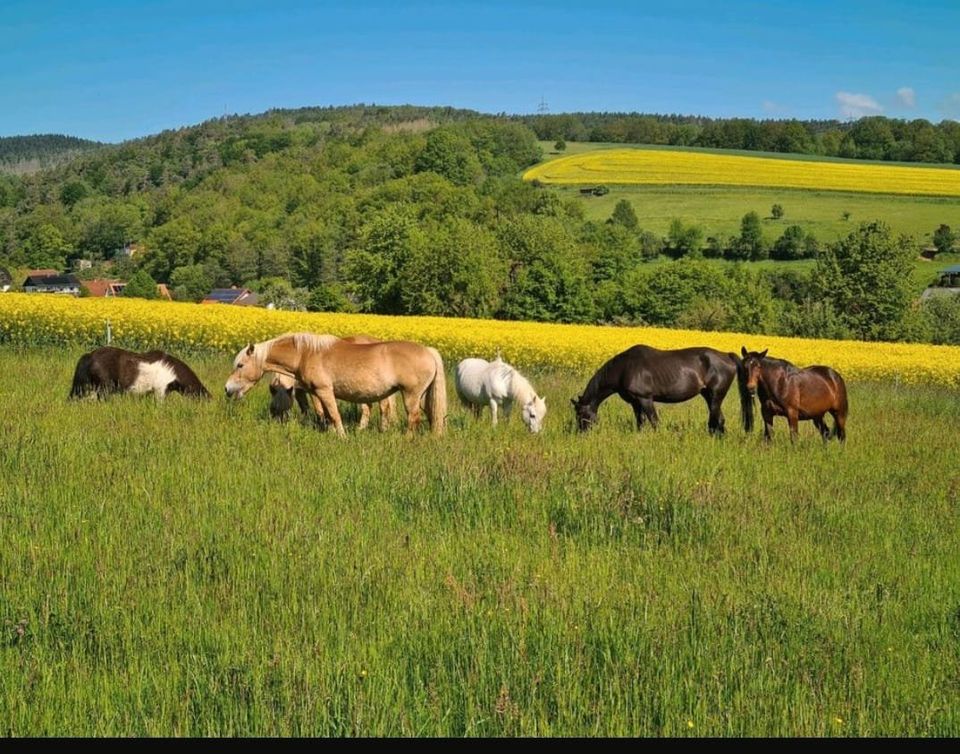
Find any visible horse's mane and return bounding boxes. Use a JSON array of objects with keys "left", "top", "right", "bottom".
[
  {"left": 762, "top": 355, "right": 800, "bottom": 373},
  {"left": 250, "top": 332, "right": 339, "bottom": 367}
]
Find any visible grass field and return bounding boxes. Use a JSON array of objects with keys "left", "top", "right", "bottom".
[
  {"left": 533, "top": 142, "right": 960, "bottom": 245},
  {"left": 2, "top": 347, "right": 960, "bottom": 735}
]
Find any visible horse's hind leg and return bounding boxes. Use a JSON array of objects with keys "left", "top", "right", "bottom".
[
  {"left": 702, "top": 389, "right": 725, "bottom": 436},
  {"left": 830, "top": 409, "right": 847, "bottom": 443},
  {"left": 358, "top": 403, "right": 372, "bottom": 430},
  {"left": 813, "top": 415, "right": 830, "bottom": 442},
  {"left": 404, "top": 389, "right": 424, "bottom": 436}
]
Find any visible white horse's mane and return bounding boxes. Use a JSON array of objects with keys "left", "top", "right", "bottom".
[{"left": 492, "top": 356, "right": 539, "bottom": 403}]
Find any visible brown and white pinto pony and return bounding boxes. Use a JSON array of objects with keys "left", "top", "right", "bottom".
[
  {"left": 740, "top": 347, "right": 848, "bottom": 443},
  {"left": 226, "top": 333, "right": 446, "bottom": 436},
  {"left": 69, "top": 346, "right": 210, "bottom": 400},
  {"left": 268, "top": 335, "right": 396, "bottom": 430}
]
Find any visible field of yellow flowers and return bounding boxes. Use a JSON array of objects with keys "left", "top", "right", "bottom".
[
  {"left": 523, "top": 148, "right": 960, "bottom": 197},
  {"left": 1, "top": 294, "right": 958, "bottom": 387}
]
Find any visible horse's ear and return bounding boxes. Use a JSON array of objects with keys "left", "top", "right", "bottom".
[
  {"left": 246, "top": 343, "right": 255, "bottom": 356},
  {"left": 541, "top": 395, "right": 546, "bottom": 404},
  {"left": 741, "top": 346, "right": 748, "bottom": 358},
  {"left": 760, "top": 349, "right": 768, "bottom": 359},
  {"left": 570, "top": 396, "right": 579, "bottom": 408}
]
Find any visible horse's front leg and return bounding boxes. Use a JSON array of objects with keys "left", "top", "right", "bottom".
[
  {"left": 358, "top": 403, "right": 371, "bottom": 430},
  {"left": 629, "top": 399, "right": 646, "bottom": 430},
  {"left": 761, "top": 404, "right": 775, "bottom": 443},
  {"left": 786, "top": 409, "right": 800, "bottom": 443},
  {"left": 489, "top": 399, "right": 499, "bottom": 427},
  {"left": 501, "top": 398, "right": 513, "bottom": 423},
  {"left": 312, "top": 389, "right": 345, "bottom": 438},
  {"left": 640, "top": 398, "right": 659, "bottom": 429}
]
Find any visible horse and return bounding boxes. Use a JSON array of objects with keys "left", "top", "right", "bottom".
[
  {"left": 739, "top": 347, "right": 848, "bottom": 443},
  {"left": 225, "top": 332, "right": 447, "bottom": 437},
  {"left": 455, "top": 355, "right": 547, "bottom": 433},
  {"left": 571, "top": 345, "right": 752, "bottom": 434},
  {"left": 268, "top": 335, "right": 396, "bottom": 430},
  {"left": 69, "top": 346, "right": 210, "bottom": 400}
]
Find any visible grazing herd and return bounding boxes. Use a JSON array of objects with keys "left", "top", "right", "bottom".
[{"left": 67, "top": 332, "right": 849, "bottom": 442}]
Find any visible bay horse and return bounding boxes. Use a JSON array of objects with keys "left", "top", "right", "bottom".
[
  {"left": 69, "top": 346, "right": 210, "bottom": 400},
  {"left": 268, "top": 335, "right": 396, "bottom": 430},
  {"left": 571, "top": 345, "right": 752, "bottom": 434},
  {"left": 739, "top": 347, "right": 848, "bottom": 442},
  {"left": 226, "top": 333, "right": 447, "bottom": 436},
  {"left": 455, "top": 355, "right": 547, "bottom": 433}
]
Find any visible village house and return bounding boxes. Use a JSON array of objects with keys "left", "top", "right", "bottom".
[
  {"left": 22, "top": 273, "right": 82, "bottom": 295},
  {"left": 201, "top": 287, "right": 260, "bottom": 306}
]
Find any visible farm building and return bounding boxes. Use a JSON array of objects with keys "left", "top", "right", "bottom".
[
  {"left": 920, "top": 264, "right": 960, "bottom": 301},
  {"left": 201, "top": 287, "right": 260, "bottom": 306},
  {"left": 22, "top": 273, "right": 82, "bottom": 295},
  {"left": 82, "top": 279, "right": 126, "bottom": 297}
]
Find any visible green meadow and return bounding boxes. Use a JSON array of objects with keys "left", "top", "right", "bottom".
[
  {"left": 536, "top": 142, "right": 960, "bottom": 245},
  {"left": 1, "top": 347, "right": 959, "bottom": 735}
]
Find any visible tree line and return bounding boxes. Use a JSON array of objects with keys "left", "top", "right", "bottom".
[{"left": 521, "top": 113, "right": 960, "bottom": 164}]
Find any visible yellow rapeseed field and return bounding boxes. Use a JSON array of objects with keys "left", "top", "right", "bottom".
[
  {"left": 523, "top": 148, "right": 960, "bottom": 197},
  {"left": 1, "top": 294, "right": 958, "bottom": 387}
]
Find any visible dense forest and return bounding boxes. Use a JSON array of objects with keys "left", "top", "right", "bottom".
[
  {"left": 0, "top": 134, "right": 104, "bottom": 174},
  {"left": 1, "top": 104, "right": 959, "bottom": 345},
  {"left": 519, "top": 113, "right": 960, "bottom": 164}
]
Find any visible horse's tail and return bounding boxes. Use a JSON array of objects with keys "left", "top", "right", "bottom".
[
  {"left": 424, "top": 347, "right": 447, "bottom": 435},
  {"left": 69, "top": 353, "right": 93, "bottom": 399},
  {"left": 732, "top": 353, "right": 754, "bottom": 432},
  {"left": 832, "top": 370, "right": 849, "bottom": 440}
]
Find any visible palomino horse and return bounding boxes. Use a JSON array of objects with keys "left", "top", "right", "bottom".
[
  {"left": 268, "top": 335, "right": 395, "bottom": 430},
  {"left": 70, "top": 346, "right": 210, "bottom": 400},
  {"left": 226, "top": 333, "right": 446, "bottom": 436},
  {"left": 739, "top": 347, "right": 848, "bottom": 443},
  {"left": 571, "top": 345, "right": 752, "bottom": 434},
  {"left": 455, "top": 355, "right": 547, "bottom": 432}
]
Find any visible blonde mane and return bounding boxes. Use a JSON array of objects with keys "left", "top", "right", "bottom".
[{"left": 239, "top": 332, "right": 340, "bottom": 371}]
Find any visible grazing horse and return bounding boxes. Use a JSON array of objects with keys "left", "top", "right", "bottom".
[
  {"left": 739, "top": 347, "right": 848, "bottom": 443},
  {"left": 225, "top": 332, "right": 447, "bottom": 436},
  {"left": 268, "top": 335, "right": 396, "bottom": 430},
  {"left": 69, "top": 346, "right": 210, "bottom": 400},
  {"left": 455, "top": 355, "right": 547, "bottom": 433},
  {"left": 571, "top": 345, "right": 752, "bottom": 434}
]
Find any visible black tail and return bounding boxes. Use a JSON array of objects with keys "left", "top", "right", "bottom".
[
  {"left": 69, "top": 353, "right": 94, "bottom": 399},
  {"left": 733, "top": 354, "right": 754, "bottom": 432}
]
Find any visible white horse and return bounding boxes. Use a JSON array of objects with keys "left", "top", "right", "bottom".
[{"left": 455, "top": 355, "right": 547, "bottom": 433}]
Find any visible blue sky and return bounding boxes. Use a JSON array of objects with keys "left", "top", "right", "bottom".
[{"left": 2, "top": 0, "right": 958, "bottom": 142}]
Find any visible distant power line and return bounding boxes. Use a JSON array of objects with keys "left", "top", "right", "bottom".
[{"left": 537, "top": 97, "right": 549, "bottom": 115}]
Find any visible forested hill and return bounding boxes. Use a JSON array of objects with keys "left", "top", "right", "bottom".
[
  {"left": 2, "top": 103, "right": 959, "bottom": 345},
  {"left": 0, "top": 134, "right": 105, "bottom": 174}
]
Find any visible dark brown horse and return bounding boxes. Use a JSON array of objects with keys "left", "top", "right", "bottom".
[
  {"left": 571, "top": 345, "right": 753, "bottom": 434},
  {"left": 739, "top": 347, "right": 847, "bottom": 442}
]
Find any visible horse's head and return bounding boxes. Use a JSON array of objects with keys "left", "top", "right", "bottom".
[
  {"left": 740, "top": 346, "right": 769, "bottom": 395},
  {"left": 570, "top": 394, "right": 597, "bottom": 432},
  {"left": 521, "top": 395, "right": 547, "bottom": 434},
  {"left": 225, "top": 343, "right": 263, "bottom": 399}
]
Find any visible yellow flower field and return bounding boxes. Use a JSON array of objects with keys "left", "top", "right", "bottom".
[
  {"left": 523, "top": 148, "right": 960, "bottom": 197},
  {"left": 1, "top": 294, "right": 958, "bottom": 387}
]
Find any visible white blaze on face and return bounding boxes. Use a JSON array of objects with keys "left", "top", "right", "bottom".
[{"left": 130, "top": 360, "right": 177, "bottom": 397}]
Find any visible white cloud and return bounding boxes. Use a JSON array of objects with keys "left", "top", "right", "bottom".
[
  {"left": 896, "top": 87, "right": 916, "bottom": 108},
  {"left": 835, "top": 91, "right": 883, "bottom": 119},
  {"left": 762, "top": 100, "right": 785, "bottom": 115}
]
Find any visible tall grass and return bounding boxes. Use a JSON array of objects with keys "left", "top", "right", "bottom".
[{"left": 1, "top": 348, "right": 958, "bottom": 735}]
